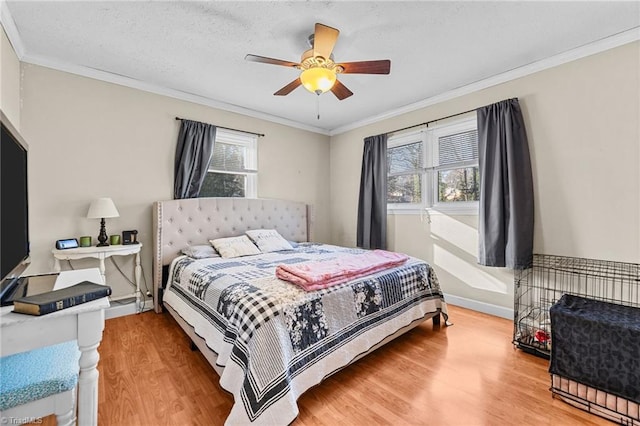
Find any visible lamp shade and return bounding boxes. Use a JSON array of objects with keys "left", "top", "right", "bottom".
[{"left": 87, "top": 198, "right": 120, "bottom": 219}]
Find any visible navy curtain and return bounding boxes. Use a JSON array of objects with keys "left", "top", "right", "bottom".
[
  {"left": 477, "top": 98, "right": 534, "bottom": 269},
  {"left": 357, "top": 134, "right": 388, "bottom": 249},
  {"left": 174, "top": 120, "right": 216, "bottom": 199}
]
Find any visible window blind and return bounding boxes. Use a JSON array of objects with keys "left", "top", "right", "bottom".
[
  {"left": 210, "top": 142, "right": 255, "bottom": 173},
  {"left": 438, "top": 130, "right": 478, "bottom": 166}
]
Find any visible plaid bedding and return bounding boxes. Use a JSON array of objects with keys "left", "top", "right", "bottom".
[{"left": 163, "top": 243, "right": 448, "bottom": 425}]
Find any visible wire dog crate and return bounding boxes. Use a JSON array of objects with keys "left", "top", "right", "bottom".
[{"left": 513, "top": 254, "right": 640, "bottom": 358}]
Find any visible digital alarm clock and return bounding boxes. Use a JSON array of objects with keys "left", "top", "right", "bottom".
[{"left": 55, "top": 238, "right": 79, "bottom": 250}]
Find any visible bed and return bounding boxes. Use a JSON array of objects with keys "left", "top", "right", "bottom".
[{"left": 152, "top": 197, "right": 449, "bottom": 425}]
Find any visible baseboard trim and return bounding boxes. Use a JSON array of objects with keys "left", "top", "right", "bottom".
[
  {"left": 105, "top": 299, "right": 153, "bottom": 319},
  {"left": 443, "top": 293, "right": 513, "bottom": 320}
]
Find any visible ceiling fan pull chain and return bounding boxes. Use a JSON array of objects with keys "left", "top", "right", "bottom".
[{"left": 316, "top": 94, "right": 321, "bottom": 120}]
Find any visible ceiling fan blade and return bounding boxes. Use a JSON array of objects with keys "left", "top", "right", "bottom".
[
  {"left": 330, "top": 80, "right": 353, "bottom": 100},
  {"left": 313, "top": 23, "right": 339, "bottom": 59},
  {"left": 274, "top": 79, "right": 302, "bottom": 96},
  {"left": 339, "top": 60, "right": 391, "bottom": 74},
  {"left": 245, "top": 54, "right": 300, "bottom": 68}
]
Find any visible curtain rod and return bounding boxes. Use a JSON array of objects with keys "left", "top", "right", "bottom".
[
  {"left": 381, "top": 98, "right": 519, "bottom": 137},
  {"left": 175, "top": 117, "right": 265, "bottom": 137},
  {"left": 383, "top": 106, "right": 479, "bottom": 137}
]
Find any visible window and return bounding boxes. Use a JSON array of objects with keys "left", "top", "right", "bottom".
[
  {"left": 388, "top": 133, "right": 424, "bottom": 205},
  {"left": 199, "top": 129, "right": 257, "bottom": 198},
  {"left": 387, "top": 116, "right": 479, "bottom": 214}
]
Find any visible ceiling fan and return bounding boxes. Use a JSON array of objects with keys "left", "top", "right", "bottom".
[{"left": 245, "top": 23, "right": 391, "bottom": 100}]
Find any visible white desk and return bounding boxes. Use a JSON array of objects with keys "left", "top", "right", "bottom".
[
  {"left": 0, "top": 268, "right": 109, "bottom": 426},
  {"left": 52, "top": 244, "right": 142, "bottom": 306}
]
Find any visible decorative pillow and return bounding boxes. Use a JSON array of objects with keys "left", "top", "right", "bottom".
[
  {"left": 181, "top": 245, "right": 220, "bottom": 259},
  {"left": 210, "top": 235, "right": 261, "bottom": 258},
  {"left": 245, "top": 229, "right": 294, "bottom": 253}
]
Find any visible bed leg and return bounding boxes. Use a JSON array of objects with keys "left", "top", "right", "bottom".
[
  {"left": 190, "top": 341, "right": 199, "bottom": 352},
  {"left": 432, "top": 313, "right": 441, "bottom": 326}
]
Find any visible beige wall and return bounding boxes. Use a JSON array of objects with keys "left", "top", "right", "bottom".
[
  {"left": 330, "top": 42, "right": 640, "bottom": 312},
  {"left": 20, "top": 64, "right": 330, "bottom": 298},
  {"left": 9, "top": 31, "right": 640, "bottom": 314},
  {"left": 1, "top": 27, "right": 21, "bottom": 128}
]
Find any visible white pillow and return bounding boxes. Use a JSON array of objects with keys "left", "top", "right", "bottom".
[
  {"left": 245, "top": 229, "right": 294, "bottom": 253},
  {"left": 181, "top": 244, "right": 220, "bottom": 259},
  {"left": 210, "top": 235, "right": 261, "bottom": 258}
]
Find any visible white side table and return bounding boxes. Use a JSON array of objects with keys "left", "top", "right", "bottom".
[
  {"left": 52, "top": 244, "right": 142, "bottom": 306},
  {"left": 0, "top": 268, "right": 109, "bottom": 426}
]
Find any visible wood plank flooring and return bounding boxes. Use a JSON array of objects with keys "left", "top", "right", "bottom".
[{"left": 43, "top": 305, "right": 611, "bottom": 425}]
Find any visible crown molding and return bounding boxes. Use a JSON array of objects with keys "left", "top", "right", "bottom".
[
  {"left": 0, "top": 0, "right": 25, "bottom": 58},
  {"left": 329, "top": 26, "right": 640, "bottom": 136},
  {"left": 0, "top": 5, "right": 330, "bottom": 137},
  {"left": 20, "top": 51, "right": 332, "bottom": 136},
  {"left": 2, "top": 1, "right": 638, "bottom": 138}
]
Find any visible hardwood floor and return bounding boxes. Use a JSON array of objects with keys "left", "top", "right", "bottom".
[{"left": 43, "top": 304, "right": 611, "bottom": 425}]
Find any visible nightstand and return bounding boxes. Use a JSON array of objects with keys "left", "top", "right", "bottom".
[{"left": 52, "top": 244, "right": 142, "bottom": 307}]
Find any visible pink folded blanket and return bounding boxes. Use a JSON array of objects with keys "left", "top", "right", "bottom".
[{"left": 275, "top": 250, "right": 409, "bottom": 291}]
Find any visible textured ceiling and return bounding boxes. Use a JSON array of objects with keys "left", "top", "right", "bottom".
[{"left": 3, "top": 1, "right": 640, "bottom": 134}]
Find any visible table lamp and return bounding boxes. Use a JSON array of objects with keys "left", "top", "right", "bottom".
[{"left": 87, "top": 198, "right": 120, "bottom": 247}]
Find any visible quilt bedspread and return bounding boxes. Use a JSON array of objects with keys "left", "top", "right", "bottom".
[{"left": 163, "top": 243, "right": 448, "bottom": 425}]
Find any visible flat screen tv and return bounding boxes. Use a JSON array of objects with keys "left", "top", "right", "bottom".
[{"left": 0, "top": 110, "right": 30, "bottom": 302}]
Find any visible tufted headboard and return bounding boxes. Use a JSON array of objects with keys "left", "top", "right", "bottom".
[{"left": 152, "top": 197, "right": 312, "bottom": 312}]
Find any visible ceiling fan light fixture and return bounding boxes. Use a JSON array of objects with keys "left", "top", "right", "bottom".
[
  {"left": 300, "top": 67, "right": 336, "bottom": 95},
  {"left": 246, "top": 23, "right": 388, "bottom": 101}
]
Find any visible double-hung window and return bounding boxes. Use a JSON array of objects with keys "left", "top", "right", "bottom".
[
  {"left": 387, "top": 116, "right": 479, "bottom": 214},
  {"left": 387, "top": 131, "right": 425, "bottom": 207},
  {"left": 199, "top": 129, "right": 258, "bottom": 198}
]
